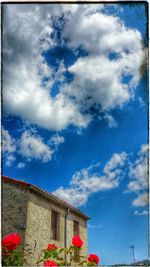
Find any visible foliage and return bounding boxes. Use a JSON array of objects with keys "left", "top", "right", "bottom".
[{"left": 2, "top": 233, "right": 100, "bottom": 266}]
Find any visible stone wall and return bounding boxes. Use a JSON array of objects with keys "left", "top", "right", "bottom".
[
  {"left": 2, "top": 181, "right": 88, "bottom": 265},
  {"left": 25, "top": 189, "right": 67, "bottom": 264},
  {"left": 67, "top": 212, "right": 88, "bottom": 257},
  {"left": 2, "top": 182, "right": 29, "bottom": 246},
  {"left": 25, "top": 189, "right": 88, "bottom": 265}
]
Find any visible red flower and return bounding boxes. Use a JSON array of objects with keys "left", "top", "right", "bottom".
[
  {"left": 2, "top": 233, "right": 21, "bottom": 251},
  {"left": 72, "top": 236, "right": 83, "bottom": 248},
  {"left": 44, "top": 260, "right": 58, "bottom": 267},
  {"left": 47, "top": 243, "right": 57, "bottom": 250},
  {"left": 88, "top": 254, "right": 99, "bottom": 265}
]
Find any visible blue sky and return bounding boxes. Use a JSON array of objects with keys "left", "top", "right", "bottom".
[{"left": 2, "top": 3, "right": 148, "bottom": 265}]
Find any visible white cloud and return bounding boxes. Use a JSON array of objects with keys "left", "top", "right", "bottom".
[
  {"left": 103, "top": 152, "right": 127, "bottom": 175},
  {"left": 104, "top": 113, "right": 118, "bottom": 128},
  {"left": 3, "top": 4, "right": 146, "bottom": 131},
  {"left": 2, "top": 127, "right": 16, "bottom": 166},
  {"left": 49, "top": 134, "right": 65, "bottom": 146},
  {"left": 18, "top": 130, "right": 53, "bottom": 163},
  {"left": 62, "top": 7, "right": 145, "bottom": 113},
  {"left": 2, "top": 4, "right": 91, "bottom": 131},
  {"left": 134, "top": 210, "right": 148, "bottom": 216},
  {"left": 63, "top": 10, "right": 142, "bottom": 55},
  {"left": 128, "top": 144, "right": 148, "bottom": 192},
  {"left": 2, "top": 127, "right": 64, "bottom": 165},
  {"left": 5, "top": 154, "right": 16, "bottom": 167},
  {"left": 17, "top": 162, "right": 25, "bottom": 169},
  {"left": 132, "top": 192, "right": 148, "bottom": 207},
  {"left": 127, "top": 144, "right": 149, "bottom": 207},
  {"left": 53, "top": 186, "right": 88, "bottom": 207},
  {"left": 2, "top": 127, "right": 16, "bottom": 154},
  {"left": 53, "top": 152, "right": 127, "bottom": 206}
]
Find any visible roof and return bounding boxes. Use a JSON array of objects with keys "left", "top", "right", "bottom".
[{"left": 2, "top": 175, "right": 90, "bottom": 220}]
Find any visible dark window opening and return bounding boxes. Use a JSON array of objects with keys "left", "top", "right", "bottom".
[
  {"left": 73, "top": 221, "right": 80, "bottom": 262},
  {"left": 73, "top": 220, "right": 79, "bottom": 236},
  {"left": 51, "top": 210, "right": 59, "bottom": 240}
]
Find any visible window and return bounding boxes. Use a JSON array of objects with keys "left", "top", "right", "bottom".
[
  {"left": 51, "top": 210, "right": 59, "bottom": 240},
  {"left": 73, "top": 220, "right": 79, "bottom": 236}
]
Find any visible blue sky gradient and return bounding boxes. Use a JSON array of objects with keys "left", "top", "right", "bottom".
[{"left": 2, "top": 3, "right": 148, "bottom": 265}]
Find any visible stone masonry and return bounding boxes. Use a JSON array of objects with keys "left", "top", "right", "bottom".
[{"left": 2, "top": 176, "right": 89, "bottom": 265}]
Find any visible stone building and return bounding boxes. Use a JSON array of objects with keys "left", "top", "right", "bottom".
[{"left": 2, "top": 176, "right": 90, "bottom": 265}]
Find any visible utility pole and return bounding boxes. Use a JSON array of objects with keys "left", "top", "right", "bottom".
[{"left": 129, "top": 245, "right": 136, "bottom": 263}]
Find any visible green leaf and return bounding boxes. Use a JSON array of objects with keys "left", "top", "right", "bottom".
[{"left": 58, "top": 248, "right": 64, "bottom": 254}]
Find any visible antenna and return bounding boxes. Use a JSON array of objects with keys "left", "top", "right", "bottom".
[{"left": 129, "top": 245, "right": 136, "bottom": 263}]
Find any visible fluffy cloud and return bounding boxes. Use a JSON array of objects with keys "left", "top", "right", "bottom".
[
  {"left": 2, "top": 127, "right": 16, "bottom": 154},
  {"left": 53, "top": 152, "right": 127, "bottom": 206},
  {"left": 127, "top": 144, "right": 149, "bottom": 207},
  {"left": 103, "top": 152, "right": 127, "bottom": 175},
  {"left": 2, "top": 127, "right": 16, "bottom": 166},
  {"left": 49, "top": 134, "right": 65, "bottom": 146},
  {"left": 53, "top": 186, "right": 89, "bottom": 207},
  {"left": 5, "top": 155, "right": 16, "bottom": 167},
  {"left": 104, "top": 113, "right": 118, "bottom": 128},
  {"left": 2, "top": 127, "right": 64, "bottom": 166},
  {"left": 3, "top": 4, "right": 146, "bottom": 131},
  {"left": 62, "top": 7, "right": 145, "bottom": 111},
  {"left": 18, "top": 131, "right": 53, "bottom": 162},
  {"left": 2, "top": 4, "right": 91, "bottom": 131},
  {"left": 17, "top": 162, "right": 25, "bottom": 169},
  {"left": 132, "top": 193, "right": 148, "bottom": 207}
]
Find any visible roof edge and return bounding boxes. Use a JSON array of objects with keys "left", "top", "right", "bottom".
[{"left": 2, "top": 175, "right": 90, "bottom": 220}]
